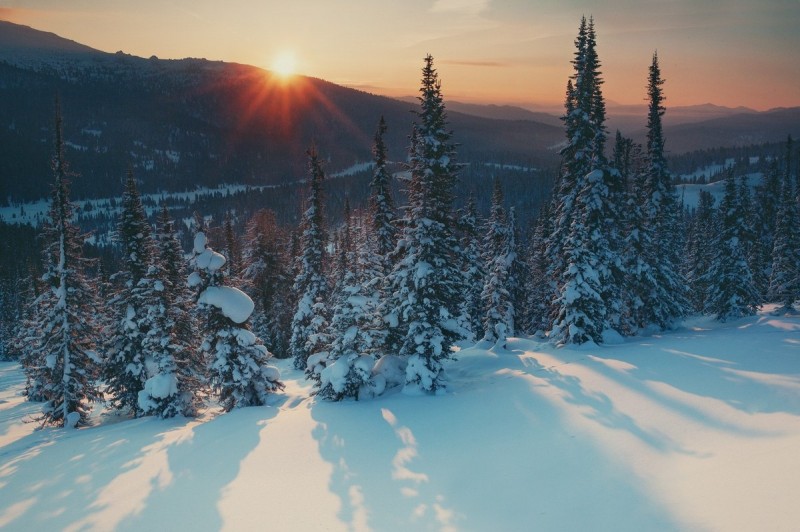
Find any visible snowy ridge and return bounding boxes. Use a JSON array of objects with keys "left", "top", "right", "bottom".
[{"left": 2, "top": 308, "right": 799, "bottom": 530}]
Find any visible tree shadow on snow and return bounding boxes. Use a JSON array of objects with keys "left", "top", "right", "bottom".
[
  {"left": 310, "top": 382, "right": 684, "bottom": 531},
  {"left": 0, "top": 404, "right": 278, "bottom": 531}
]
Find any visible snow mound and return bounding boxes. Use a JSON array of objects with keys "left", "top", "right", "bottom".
[{"left": 198, "top": 286, "right": 255, "bottom": 323}]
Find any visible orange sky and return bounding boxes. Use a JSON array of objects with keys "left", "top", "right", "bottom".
[{"left": 1, "top": 1, "right": 798, "bottom": 111}]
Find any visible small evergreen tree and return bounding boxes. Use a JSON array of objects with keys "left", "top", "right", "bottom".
[
  {"left": 767, "top": 173, "right": 800, "bottom": 313},
  {"left": 481, "top": 180, "right": 515, "bottom": 347},
  {"left": 705, "top": 173, "right": 761, "bottom": 321},
  {"left": 290, "top": 147, "right": 331, "bottom": 370},
  {"left": 191, "top": 230, "right": 283, "bottom": 411},
  {"left": 369, "top": 116, "right": 397, "bottom": 273},
  {"left": 105, "top": 168, "right": 154, "bottom": 417},
  {"left": 456, "top": 194, "right": 485, "bottom": 341},
  {"left": 685, "top": 191, "right": 716, "bottom": 313}
]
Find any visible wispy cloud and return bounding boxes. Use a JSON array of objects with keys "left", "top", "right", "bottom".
[{"left": 431, "top": 0, "right": 491, "bottom": 16}]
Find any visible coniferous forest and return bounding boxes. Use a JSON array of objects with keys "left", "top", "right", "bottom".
[{"left": 1, "top": 17, "right": 799, "bottom": 428}]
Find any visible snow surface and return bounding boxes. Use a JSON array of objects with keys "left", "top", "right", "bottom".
[{"left": 1, "top": 309, "right": 799, "bottom": 530}]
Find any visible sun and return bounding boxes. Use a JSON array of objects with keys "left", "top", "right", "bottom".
[{"left": 272, "top": 51, "right": 297, "bottom": 78}]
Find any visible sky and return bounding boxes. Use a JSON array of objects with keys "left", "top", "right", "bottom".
[{"left": 1, "top": 0, "right": 798, "bottom": 111}]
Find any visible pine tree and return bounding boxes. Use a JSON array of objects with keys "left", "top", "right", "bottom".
[
  {"left": 685, "top": 190, "right": 716, "bottom": 312},
  {"left": 222, "top": 211, "right": 242, "bottom": 282},
  {"left": 456, "top": 194, "right": 485, "bottom": 341},
  {"left": 753, "top": 160, "right": 782, "bottom": 298},
  {"left": 310, "top": 214, "right": 385, "bottom": 400},
  {"left": 705, "top": 173, "right": 761, "bottom": 321},
  {"left": 105, "top": 168, "right": 154, "bottom": 417},
  {"left": 290, "top": 147, "right": 331, "bottom": 370},
  {"left": 191, "top": 230, "right": 283, "bottom": 411},
  {"left": 383, "top": 55, "right": 463, "bottom": 393},
  {"left": 242, "top": 209, "right": 292, "bottom": 358},
  {"left": 767, "top": 173, "right": 800, "bottom": 313},
  {"left": 369, "top": 116, "right": 397, "bottom": 274},
  {"left": 481, "top": 180, "right": 515, "bottom": 347},
  {"left": 629, "top": 52, "right": 687, "bottom": 330},
  {"left": 526, "top": 204, "right": 554, "bottom": 335},
  {"left": 137, "top": 205, "right": 203, "bottom": 418},
  {"left": 24, "top": 98, "right": 101, "bottom": 427},
  {"left": 551, "top": 17, "right": 625, "bottom": 344}
]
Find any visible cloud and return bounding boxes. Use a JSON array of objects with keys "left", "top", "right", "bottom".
[
  {"left": 431, "top": 0, "right": 491, "bottom": 16},
  {"left": 440, "top": 59, "right": 507, "bottom": 67}
]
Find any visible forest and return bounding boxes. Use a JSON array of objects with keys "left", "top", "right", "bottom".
[{"left": 1, "top": 17, "right": 798, "bottom": 428}]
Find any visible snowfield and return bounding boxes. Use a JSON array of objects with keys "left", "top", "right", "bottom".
[{"left": 1, "top": 309, "right": 799, "bottom": 531}]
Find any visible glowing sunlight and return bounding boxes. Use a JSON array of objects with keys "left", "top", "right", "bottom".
[{"left": 271, "top": 51, "right": 296, "bottom": 78}]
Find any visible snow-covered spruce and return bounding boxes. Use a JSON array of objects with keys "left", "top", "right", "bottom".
[
  {"left": 309, "top": 215, "right": 386, "bottom": 401},
  {"left": 104, "top": 168, "right": 154, "bottom": 417},
  {"left": 289, "top": 147, "right": 331, "bottom": 371},
  {"left": 22, "top": 99, "right": 102, "bottom": 427},
  {"left": 481, "top": 179, "right": 515, "bottom": 348},
  {"left": 135, "top": 205, "right": 204, "bottom": 418},
  {"left": 192, "top": 231, "right": 283, "bottom": 411},
  {"left": 383, "top": 55, "right": 465, "bottom": 394}
]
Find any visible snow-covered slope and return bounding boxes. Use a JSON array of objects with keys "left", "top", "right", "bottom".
[{"left": 1, "top": 309, "right": 799, "bottom": 530}]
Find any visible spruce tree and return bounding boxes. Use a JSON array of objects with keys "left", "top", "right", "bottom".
[
  {"left": 767, "top": 174, "right": 800, "bottom": 313},
  {"left": 456, "top": 194, "right": 485, "bottom": 341},
  {"left": 551, "top": 17, "right": 625, "bottom": 344},
  {"left": 137, "top": 205, "right": 203, "bottom": 418},
  {"left": 369, "top": 116, "right": 397, "bottom": 273},
  {"left": 685, "top": 190, "right": 716, "bottom": 312},
  {"left": 191, "top": 230, "right": 283, "bottom": 411},
  {"left": 526, "top": 204, "right": 554, "bottom": 335},
  {"left": 105, "top": 168, "right": 154, "bottom": 417},
  {"left": 383, "top": 55, "right": 463, "bottom": 393},
  {"left": 24, "top": 99, "right": 101, "bottom": 427},
  {"left": 310, "top": 214, "right": 384, "bottom": 400},
  {"left": 242, "top": 209, "right": 292, "bottom": 358},
  {"left": 753, "top": 161, "right": 782, "bottom": 298},
  {"left": 481, "top": 180, "right": 515, "bottom": 347},
  {"left": 629, "top": 52, "right": 687, "bottom": 330},
  {"left": 705, "top": 173, "right": 761, "bottom": 321},
  {"left": 290, "top": 147, "right": 331, "bottom": 370}
]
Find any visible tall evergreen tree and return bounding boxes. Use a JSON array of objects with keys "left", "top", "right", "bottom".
[
  {"left": 551, "top": 17, "right": 625, "bottom": 344},
  {"left": 629, "top": 52, "right": 687, "bottom": 330},
  {"left": 383, "top": 55, "right": 463, "bottom": 393},
  {"left": 242, "top": 209, "right": 292, "bottom": 358},
  {"left": 705, "top": 173, "right": 761, "bottom": 321},
  {"left": 290, "top": 147, "right": 331, "bottom": 370},
  {"left": 526, "top": 204, "right": 554, "bottom": 336},
  {"left": 105, "top": 168, "right": 154, "bottom": 417},
  {"left": 753, "top": 160, "right": 783, "bottom": 298},
  {"left": 369, "top": 116, "right": 397, "bottom": 273},
  {"left": 24, "top": 99, "right": 101, "bottom": 427},
  {"left": 767, "top": 173, "right": 800, "bottom": 313},
  {"left": 685, "top": 190, "right": 716, "bottom": 312},
  {"left": 456, "top": 194, "right": 485, "bottom": 341},
  {"left": 481, "top": 180, "right": 515, "bottom": 346}
]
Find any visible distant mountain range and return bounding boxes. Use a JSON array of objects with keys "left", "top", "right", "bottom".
[{"left": 0, "top": 20, "right": 797, "bottom": 203}]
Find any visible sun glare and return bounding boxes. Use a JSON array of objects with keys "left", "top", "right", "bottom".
[{"left": 272, "top": 52, "right": 296, "bottom": 78}]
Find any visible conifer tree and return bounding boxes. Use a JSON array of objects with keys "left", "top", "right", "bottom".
[
  {"left": 629, "top": 52, "right": 687, "bottom": 330},
  {"left": 137, "top": 205, "right": 203, "bottom": 418},
  {"left": 309, "top": 213, "right": 384, "bottom": 400},
  {"left": 705, "top": 173, "right": 761, "bottom": 320},
  {"left": 551, "top": 17, "right": 625, "bottom": 344},
  {"left": 753, "top": 160, "right": 782, "bottom": 298},
  {"left": 191, "top": 230, "right": 283, "bottom": 411},
  {"left": 105, "top": 168, "right": 154, "bottom": 417},
  {"left": 685, "top": 190, "right": 716, "bottom": 312},
  {"left": 290, "top": 147, "right": 331, "bottom": 370},
  {"left": 481, "top": 180, "right": 515, "bottom": 347},
  {"left": 384, "top": 55, "right": 463, "bottom": 393},
  {"left": 24, "top": 99, "right": 101, "bottom": 427},
  {"left": 526, "top": 204, "right": 554, "bottom": 335},
  {"left": 369, "top": 116, "right": 397, "bottom": 273},
  {"left": 242, "top": 209, "right": 292, "bottom": 358},
  {"left": 457, "top": 194, "right": 485, "bottom": 341},
  {"left": 767, "top": 173, "right": 800, "bottom": 313}
]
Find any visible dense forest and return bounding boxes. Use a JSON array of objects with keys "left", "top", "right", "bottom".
[{"left": 2, "top": 17, "right": 798, "bottom": 427}]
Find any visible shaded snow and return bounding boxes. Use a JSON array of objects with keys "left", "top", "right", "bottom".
[{"left": 1, "top": 310, "right": 800, "bottom": 530}]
